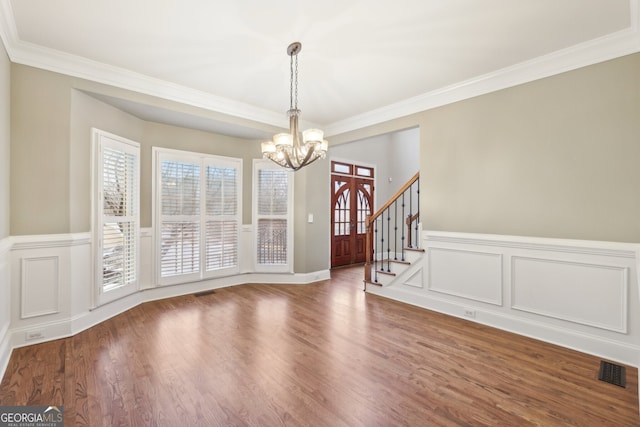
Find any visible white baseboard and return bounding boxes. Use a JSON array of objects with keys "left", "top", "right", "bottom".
[
  {"left": 0, "top": 231, "right": 331, "bottom": 381},
  {"left": 367, "top": 230, "right": 640, "bottom": 367},
  {"left": 370, "top": 284, "right": 640, "bottom": 366},
  {"left": 5, "top": 269, "right": 332, "bottom": 350},
  {"left": 71, "top": 269, "right": 332, "bottom": 335}
]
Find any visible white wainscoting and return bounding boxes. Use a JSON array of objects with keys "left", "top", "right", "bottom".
[
  {"left": 428, "top": 247, "right": 503, "bottom": 305},
  {"left": 511, "top": 256, "right": 628, "bottom": 333},
  {"left": 367, "top": 230, "right": 640, "bottom": 367},
  {"left": 10, "top": 233, "right": 90, "bottom": 349},
  {"left": 0, "top": 237, "right": 12, "bottom": 380},
  {"left": 20, "top": 256, "right": 60, "bottom": 319},
  {"left": 1, "top": 229, "right": 329, "bottom": 380}
]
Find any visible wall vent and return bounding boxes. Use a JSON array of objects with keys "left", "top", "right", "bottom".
[
  {"left": 194, "top": 289, "right": 216, "bottom": 297},
  {"left": 598, "top": 361, "right": 626, "bottom": 387}
]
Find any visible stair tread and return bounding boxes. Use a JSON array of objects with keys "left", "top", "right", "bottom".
[
  {"left": 376, "top": 270, "right": 396, "bottom": 276},
  {"left": 364, "top": 280, "right": 383, "bottom": 287},
  {"left": 374, "top": 259, "right": 411, "bottom": 265}
]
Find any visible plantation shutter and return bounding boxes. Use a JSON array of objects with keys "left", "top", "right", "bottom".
[
  {"left": 94, "top": 129, "right": 140, "bottom": 306},
  {"left": 205, "top": 163, "right": 239, "bottom": 272},
  {"left": 155, "top": 149, "right": 241, "bottom": 286},
  {"left": 159, "top": 157, "right": 201, "bottom": 284},
  {"left": 253, "top": 160, "right": 293, "bottom": 272}
]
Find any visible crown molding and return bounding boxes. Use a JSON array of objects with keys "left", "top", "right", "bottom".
[
  {"left": 0, "top": 0, "right": 16, "bottom": 50},
  {"left": 0, "top": 1, "right": 287, "bottom": 131},
  {"left": 11, "top": 40, "right": 288, "bottom": 129},
  {"left": 1, "top": 0, "right": 639, "bottom": 137},
  {"left": 325, "top": 0, "right": 640, "bottom": 136}
]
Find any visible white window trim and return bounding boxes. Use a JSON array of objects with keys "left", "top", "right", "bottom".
[
  {"left": 252, "top": 159, "right": 294, "bottom": 273},
  {"left": 152, "top": 147, "right": 242, "bottom": 286},
  {"left": 91, "top": 128, "right": 140, "bottom": 307}
]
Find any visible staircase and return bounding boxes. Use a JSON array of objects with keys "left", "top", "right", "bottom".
[{"left": 364, "top": 172, "right": 424, "bottom": 290}]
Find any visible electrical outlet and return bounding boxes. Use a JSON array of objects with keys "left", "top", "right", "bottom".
[
  {"left": 463, "top": 309, "right": 476, "bottom": 319},
  {"left": 25, "top": 330, "right": 44, "bottom": 341}
]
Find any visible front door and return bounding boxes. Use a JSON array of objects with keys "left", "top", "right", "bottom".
[{"left": 331, "top": 161, "right": 374, "bottom": 268}]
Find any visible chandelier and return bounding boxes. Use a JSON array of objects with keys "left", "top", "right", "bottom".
[{"left": 261, "top": 42, "right": 328, "bottom": 171}]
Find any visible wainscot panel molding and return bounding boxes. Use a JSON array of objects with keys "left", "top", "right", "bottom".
[
  {"left": 20, "top": 256, "right": 60, "bottom": 319},
  {"left": 511, "top": 256, "right": 628, "bottom": 333},
  {"left": 9, "top": 233, "right": 91, "bottom": 350},
  {"left": 1, "top": 231, "right": 330, "bottom": 380},
  {"left": 404, "top": 269, "right": 424, "bottom": 289},
  {"left": 428, "top": 247, "right": 502, "bottom": 305},
  {"left": 11, "top": 233, "right": 91, "bottom": 250},
  {"left": 366, "top": 231, "right": 640, "bottom": 367}
]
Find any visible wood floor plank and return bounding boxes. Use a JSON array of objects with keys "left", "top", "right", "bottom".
[{"left": 1, "top": 266, "right": 638, "bottom": 426}]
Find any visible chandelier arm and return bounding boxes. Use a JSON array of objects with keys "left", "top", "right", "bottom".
[
  {"left": 294, "top": 153, "right": 321, "bottom": 171},
  {"left": 298, "top": 145, "right": 317, "bottom": 166},
  {"left": 265, "top": 153, "right": 288, "bottom": 170},
  {"left": 283, "top": 150, "right": 297, "bottom": 170},
  {"left": 301, "top": 153, "right": 322, "bottom": 168}
]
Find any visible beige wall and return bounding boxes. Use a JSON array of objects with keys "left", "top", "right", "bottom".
[
  {"left": 0, "top": 41, "right": 9, "bottom": 239},
  {"left": 421, "top": 53, "right": 640, "bottom": 242},
  {"left": 72, "top": 91, "right": 261, "bottom": 229},
  {"left": 0, "top": 37, "right": 10, "bottom": 347},
  {"left": 10, "top": 64, "right": 277, "bottom": 234},
  {"left": 330, "top": 53, "right": 640, "bottom": 244},
  {"left": 11, "top": 65, "right": 71, "bottom": 235},
  {"left": 292, "top": 159, "right": 329, "bottom": 273},
  {"left": 8, "top": 52, "right": 640, "bottom": 276},
  {"left": 10, "top": 64, "right": 325, "bottom": 272},
  {"left": 70, "top": 90, "right": 145, "bottom": 232}
]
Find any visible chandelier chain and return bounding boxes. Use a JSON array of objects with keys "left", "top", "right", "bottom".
[{"left": 289, "top": 52, "right": 299, "bottom": 110}]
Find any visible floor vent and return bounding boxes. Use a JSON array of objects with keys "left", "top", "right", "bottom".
[
  {"left": 194, "top": 289, "right": 216, "bottom": 297},
  {"left": 598, "top": 361, "right": 626, "bottom": 388}
]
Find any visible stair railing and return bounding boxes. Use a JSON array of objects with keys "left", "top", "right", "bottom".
[{"left": 364, "top": 172, "right": 419, "bottom": 285}]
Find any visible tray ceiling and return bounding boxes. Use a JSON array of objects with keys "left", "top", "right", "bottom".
[{"left": 1, "top": 0, "right": 637, "bottom": 137}]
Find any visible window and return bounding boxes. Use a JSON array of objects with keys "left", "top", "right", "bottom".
[
  {"left": 253, "top": 160, "right": 293, "bottom": 272},
  {"left": 154, "top": 148, "right": 241, "bottom": 285},
  {"left": 93, "top": 129, "right": 140, "bottom": 306}
]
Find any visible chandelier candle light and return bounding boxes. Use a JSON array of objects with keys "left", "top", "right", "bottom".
[{"left": 261, "top": 42, "right": 328, "bottom": 171}]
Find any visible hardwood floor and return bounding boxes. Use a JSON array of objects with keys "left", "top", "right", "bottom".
[{"left": 1, "top": 266, "right": 638, "bottom": 426}]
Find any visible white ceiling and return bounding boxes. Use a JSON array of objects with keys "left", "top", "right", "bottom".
[{"left": 1, "top": 0, "right": 638, "bottom": 137}]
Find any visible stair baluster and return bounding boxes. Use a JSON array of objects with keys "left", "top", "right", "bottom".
[
  {"left": 386, "top": 209, "right": 391, "bottom": 272},
  {"left": 364, "top": 172, "right": 420, "bottom": 289},
  {"left": 414, "top": 178, "right": 420, "bottom": 248},
  {"left": 394, "top": 199, "right": 398, "bottom": 261},
  {"left": 374, "top": 217, "right": 379, "bottom": 283}
]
